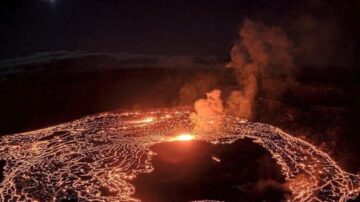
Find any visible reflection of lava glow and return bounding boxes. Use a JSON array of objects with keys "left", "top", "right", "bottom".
[{"left": 170, "top": 134, "right": 195, "bottom": 141}]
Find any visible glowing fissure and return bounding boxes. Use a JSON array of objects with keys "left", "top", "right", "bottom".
[
  {"left": 169, "top": 134, "right": 195, "bottom": 141},
  {"left": 0, "top": 109, "right": 358, "bottom": 201}
]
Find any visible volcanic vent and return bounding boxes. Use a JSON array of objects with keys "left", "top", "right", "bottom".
[{"left": 0, "top": 108, "right": 359, "bottom": 201}]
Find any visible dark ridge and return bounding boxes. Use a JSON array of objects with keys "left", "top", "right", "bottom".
[{"left": 133, "top": 139, "right": 289, "bottom": 202}]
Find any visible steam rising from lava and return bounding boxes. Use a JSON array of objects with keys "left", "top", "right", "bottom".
[
  {"left": 191, "top": 18, "right": 296, "bottom": 128},
  {"left": 190, "top": 89, "right": 225, "bottom": 132},
  {"left": 226, "top": 18, "right": 296, "bottom": 119}
]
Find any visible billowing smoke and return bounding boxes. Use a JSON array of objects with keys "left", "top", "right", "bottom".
[
  {"left": 226, "top": 18, "right": 296, "bottom": 119},
  {"left": 190, "top": 89, "right": 224, "bottom": 132},
  {"left": 190, "top": 18, "right": 296, "bottom": 130}
]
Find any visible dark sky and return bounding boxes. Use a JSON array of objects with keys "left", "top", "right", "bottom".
[{"left": 0, "top": 0, "right": 359, "bottom": 63}]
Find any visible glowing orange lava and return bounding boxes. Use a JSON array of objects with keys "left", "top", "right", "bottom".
[
  {"left": 138, "top": 117, "right": 155, "bottom": 123},
  {"left": 170, "top": 134, "right": 195, "bottom": 141},
  {"left": 0, "top": 109, "right": 358, "bottom": 201}
]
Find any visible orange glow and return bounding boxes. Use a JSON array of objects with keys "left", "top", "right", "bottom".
[
  {"left": 170, "top": 133, "right": 195, "bottom": 141},
  {"left": 137, "top": 117, "right": 155, "bottom": 123},
  {"left": 161, "top": 114, "right": 172, "bottom": 119},
  {"left": 1, "top": 109, "right": 359, "bottom": 201},
  {"left": 211, "top": 156, "right": 221, "bottom": 163},
  {"left": 143, "top": 117, "right": 154, "bottom": 123}
]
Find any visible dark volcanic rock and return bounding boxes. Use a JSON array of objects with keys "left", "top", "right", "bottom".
[{"left": 133, "top": 139, "right": 289, "bottom": 202}]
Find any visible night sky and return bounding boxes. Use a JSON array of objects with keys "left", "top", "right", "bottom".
[{"left": 0, "top": 0, "right": 359, "bottom": 64}]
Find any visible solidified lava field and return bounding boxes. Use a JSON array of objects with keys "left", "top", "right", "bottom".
[{"left": 0, "top": 108, "right": 359, "bottom": 202}]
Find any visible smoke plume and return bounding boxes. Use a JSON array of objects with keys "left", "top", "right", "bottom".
[
  {"left": 190, "top": 18, "right": 296, "bottom": 131},
  {"left": 226, "top": 18, "right": 296, "bottom": 119},
  {"left": 190, "top": 89, "right": 224, "bottom": 132}
]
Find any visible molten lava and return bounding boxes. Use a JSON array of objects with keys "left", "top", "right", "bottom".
[
  {"left": 139, "top": 117, "right": 155, "bottom": 123},
  {"left": 0, "top": 109, "right": 358, "bottom": 202},
  {"left": 170, "top": 134, "right": 195, "bottom": 141}
]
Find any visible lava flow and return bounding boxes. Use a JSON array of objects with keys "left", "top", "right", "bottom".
[{"left": 0, "top": 108, "right": 359, "bottom": 202}]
